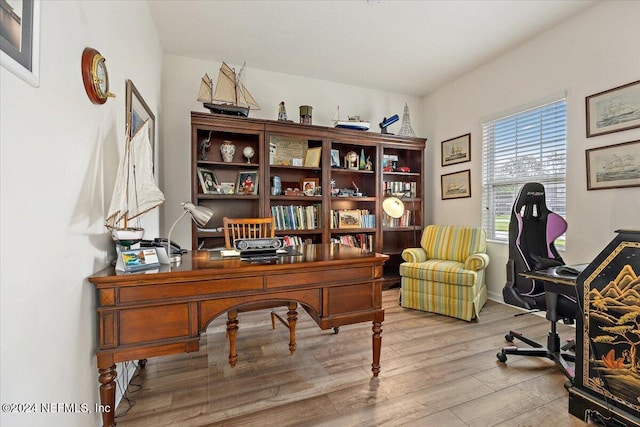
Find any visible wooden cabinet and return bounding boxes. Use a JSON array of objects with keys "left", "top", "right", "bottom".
[{"left": 190, "top": 112, "right": 426, "bottom": 284}]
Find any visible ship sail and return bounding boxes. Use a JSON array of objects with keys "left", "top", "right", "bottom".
[
  {"left": 198, "top": 62, "right": 260, "bottom": 116},
  {"left": 106, "top": 120, "right": 164, "bottom": 230}
]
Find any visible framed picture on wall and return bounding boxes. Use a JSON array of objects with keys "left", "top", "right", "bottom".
[
  {"left": 0, "top": 0, "right": 41, "bottom": 87},
  {"left": 586, "top": 140, "right": 640, "bottom": 190},
  {"left": 126, "top": 79, "right": 156, "bottom": 154},
  {"left": 441, "top": 133, "right": 471, "bottom": 166},
  {"left": 441, "top": 169, "right": 471, "bottom": 200},
  {"left": 586, "top": 80, "right": 640, "bottom": 137}
]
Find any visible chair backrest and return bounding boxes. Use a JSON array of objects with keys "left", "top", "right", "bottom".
[
  {"left": 420, "top": 225, "right": 486, "bottom": 263},
  {"left": 223, "top": 217, "right": 275, "bottom": 249},
  {"left": 504, "top": 182, "right": 567, "bottom": 308}
]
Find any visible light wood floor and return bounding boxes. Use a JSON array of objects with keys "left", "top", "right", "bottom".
[{"left": 114, "top": 288, "right": 590, "bottom": 427}]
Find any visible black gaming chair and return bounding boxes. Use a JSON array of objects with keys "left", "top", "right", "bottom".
[{"left": 496, "top": 182, "right": 577, "bottom": 379}]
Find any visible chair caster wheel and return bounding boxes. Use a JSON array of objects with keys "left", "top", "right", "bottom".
[
  {"left": 505, "top": 333, "right": 514, "bottom": 342},
  {"left": 497, "top": 352, "right": 507, "bottom": 363}
]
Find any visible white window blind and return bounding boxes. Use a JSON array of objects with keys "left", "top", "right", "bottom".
[{"left": 481, "top": 99, "right": 567, "bottom": 248}]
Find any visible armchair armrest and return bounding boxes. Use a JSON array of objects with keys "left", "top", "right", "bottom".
[
  {"left": 464, "top": 253, "right": 490, "bottom": 271},
  {"left": 401, "top": 248, "right": 428, "bottom": 263}
]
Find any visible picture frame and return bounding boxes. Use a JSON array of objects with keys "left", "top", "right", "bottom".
[
  {"left": 126, "top": 79, "right": 155, "bottom": 154},
  {"left": 304, "top": 147, "right": 322, "bottom": 168},
  {"left": 0, "top": 0, "right": 41, "bottom": 87},
  {"left": 338, "top": 210, "right": 361, "bottom": 229},
  {"left": 441, "top": 133, "right": 471, "bottom": 166},
  {"left": 269, "top": 135, "right": 307, "bottom": 165},
  {"left": 236, "top": 170, "right": 259, "bottom": 195},
  {"left": 197, "top": 167, "right": 220, "bottom": 194},
  {"left": 586, "top": 139, "right": 640, "bottom": 190},
  {"left": 220, "top": 182, "right": 235, "bottom": 195},
  {"left": 441, "top": 169, "right": 471, "bottom": 200},
  {"left": 586, "top": 80, "right": 640, "bottom": 137},
  {"left": 300, "top": 177, "right": 319, "bottom": 195},
  {"left": 330, "top": 149, "right": 341, "bottom": 167}
]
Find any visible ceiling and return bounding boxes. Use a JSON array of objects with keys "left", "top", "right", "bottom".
[{"left": 148, "top": 0, "right": 598, "bottom": 97}]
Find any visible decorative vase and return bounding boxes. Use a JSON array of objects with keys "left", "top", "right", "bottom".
[{"left": 220, "top": 140, "right": 235, "bottom": 162}]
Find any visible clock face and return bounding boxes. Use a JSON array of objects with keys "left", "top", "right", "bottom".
[
  {"left": 95, "top": 59, "right": 108, "bottom": 96},
  {"left": 81, "top": 47, "right": 113, "bottom": 105}
]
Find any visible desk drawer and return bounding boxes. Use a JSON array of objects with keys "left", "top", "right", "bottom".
[
  {"left": 118, "top": 277, "right": 263, "bottom": 303},
  {"left": 266, "top": 266, "right": 372, "bottom": 288},
  {"left": 119, "top": 304, "right": 190, "bottom": 345}
]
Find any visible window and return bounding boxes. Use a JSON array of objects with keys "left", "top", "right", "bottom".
[{"left": 481, "top": 98, "right": 567, "bottom": 248}]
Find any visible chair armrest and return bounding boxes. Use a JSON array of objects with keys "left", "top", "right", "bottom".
[
  {"left": 401, "top": 248, "right": 428, "bottom": 263},
  {"left": 464, "top": 253, "right": 490, "bottom": 271}
]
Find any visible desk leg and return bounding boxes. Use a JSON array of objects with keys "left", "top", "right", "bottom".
[
  {"left": 287, "top": 302, "right": 297, "bottom": 353},
  {"left": 98, "top": 363, "right": 116, "bottom": 427},
  {"left": 372, "top": 320, "right": 383, "bottom": 377},
  {"left": 227, "top": 310, "right": 239, "bottom": 367}
]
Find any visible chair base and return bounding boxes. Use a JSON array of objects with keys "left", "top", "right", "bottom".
[{"left": 497, "top": 328, "right": 575, "bottom": 381}]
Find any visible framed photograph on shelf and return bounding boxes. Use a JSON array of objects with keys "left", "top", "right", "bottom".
[
  {"left": 441, "top": 133, "right": 471, "bottom": 166},
  {"left": 441, "top": 169, "right": 471, "bottom": 200},
  {"left": 236, "top": 170, "right": 259, "bottom": 195},
  {"left": 330, "top": 149, "right": 341, "bottom": 167},
  {"left": 586, "top": 140, "right": 640, "bottom": 190},
  {"left": 126, "top": 79, "right": 156, "bottom": 154},
  {"left": 197, "top": 167, "right": 219, "bottom": 194},
  {"left": 586, "top": 80, "right": 640, "bottom": 137},
  {"left": 300, "top": 177, "right": 319, "bottom": 195},
  {"left": 338, "top": 210, "right": 361, "bottom": 229},
  {"left": 304, "top": 147, "right": 322, "bottom": 167},
  {"left": 0, "top": 0, "right": 40, "bottom": 87}
]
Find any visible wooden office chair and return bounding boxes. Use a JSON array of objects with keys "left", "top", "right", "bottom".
[{"left": 222, "top": 217, "right": 297, "bottom": 367}]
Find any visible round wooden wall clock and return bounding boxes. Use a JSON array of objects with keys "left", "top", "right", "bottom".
[{"left": 81, "top": 47, "right": 115, "bottom": 104}]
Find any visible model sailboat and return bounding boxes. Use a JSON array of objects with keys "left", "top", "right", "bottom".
[
  {"left": 197, "top": 62, "right": 261, "bottom": 117},
  {"left": 106, "top": 120, "right": 165, "bottom": 248}
]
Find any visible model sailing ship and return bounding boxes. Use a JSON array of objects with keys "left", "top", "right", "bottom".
[
  {"left": 106, "top": 120, "right": 165, "bottom": 250},
  {"left": 333, "top": 106, "right": 370, "bottom": 131},
  {"left": 198, "top": 62, "right": 261, "bottom": 117}
]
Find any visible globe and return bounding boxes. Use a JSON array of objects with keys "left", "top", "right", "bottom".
[{"left": 243, "top": 146, "right": 255, "bottom": 163}]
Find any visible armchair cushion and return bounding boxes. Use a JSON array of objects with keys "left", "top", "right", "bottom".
[{"left": 400, "top": 225, "right": 489, "bottom": 321}]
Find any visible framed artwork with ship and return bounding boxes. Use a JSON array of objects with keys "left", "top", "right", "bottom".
[
  {"left": 586, "top": 80, "right": 640, "bottom": 137},
  {"left": 586, "top": 139, "right": 640, "bottom": 190},
  {"left": 441, "top": 133, "right": 471, "bottom": 167}
]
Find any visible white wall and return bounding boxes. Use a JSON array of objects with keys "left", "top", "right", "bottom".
[
  {"left": 0, "top": 2, "right": 162, "bottom": 426},
  {"left": 161, "top": 54, "right": 424, "bottom": 247},
  {"left": 423, "top": 0, "right": 640, "bottom": 301}
]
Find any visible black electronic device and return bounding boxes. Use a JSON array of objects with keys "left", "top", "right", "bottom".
[
  {"left": 233, "top": 237, "right": 285, "bottom": 256},
  {"left": 140, "top": 238, "right": 186, "bottom": 255}
]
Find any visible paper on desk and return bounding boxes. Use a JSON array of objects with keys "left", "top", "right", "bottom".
[{"left": 221, "top": 249, "right": 240, "bottom": 257}]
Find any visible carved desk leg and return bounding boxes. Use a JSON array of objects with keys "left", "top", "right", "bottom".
[
  {"left": 98, "top": 363, "right": 116, "bottom": 427},
  {"left": 287, "top": 302, "right": 298, "bottom": 354},
  {"left": 371, "top": 320, "right": 383, "bottom": 377},
  {"left": 227, "top": 310, "right": 239, "bottom": 367}
]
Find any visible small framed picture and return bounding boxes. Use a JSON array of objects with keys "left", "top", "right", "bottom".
[
  {"left": 338, "top": 210, "right": 361, "bottom": 228},
  {"left": 119, "top": 248, "right": 160, "bottom": 272},
  {"left": 220, "top": 182, "right": 235, "bottom": 195},
  {"left": 330, "top": 149, "right": 341, "bottom": 167},
  {"left": 441, "top": 134, "right": 471, "bottom": 166},
  {"left": 236, "top": 170, "right": 259, "bottom": 195},
  {"left": 304, "top": 147, "right": 322, "bottom": 168},
  {"left": 586, "top": 139, "right": 640, "bottom": 190},
  {"left": 441, "top": 169, "right": 471, "bottom": 200},
  {"left": 197, "top": 167, "right": 220, "bottom": 194},
  {"left": 300, "top": 178, "right": 319, "bottom": 195}
]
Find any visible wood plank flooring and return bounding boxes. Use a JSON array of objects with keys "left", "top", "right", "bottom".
[{"left": 114, "top": 288, "right": 589, "bottom": 427}]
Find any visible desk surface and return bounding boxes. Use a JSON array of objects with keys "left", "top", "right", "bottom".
[{"left": 520, "top": 263, "right": 589, "bottom": 287}]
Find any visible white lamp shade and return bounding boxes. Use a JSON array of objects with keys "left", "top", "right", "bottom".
[{"left": 382, "top": 197, "right": 404, "bottom": 219}]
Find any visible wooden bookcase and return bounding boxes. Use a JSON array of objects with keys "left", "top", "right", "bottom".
[{"left": 190, "top": 112, "right": 426, "bottom": 285}]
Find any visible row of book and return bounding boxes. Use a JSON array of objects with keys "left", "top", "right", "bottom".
[
  {"left": 383, "top": 210, "right": 412, "bottom": 227},
  {"left": 384, "top": 181, "right": 417, "bottom": 197},
  {"left": 330, "top": 234, "right": 374, "bottom": 251},
  {"left": 271, "top": 204, "right": 321, "bottom": 231}
]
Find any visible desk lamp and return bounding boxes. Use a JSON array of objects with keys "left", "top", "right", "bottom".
[
  {"left": 382, "top": 194, "right": 417, "bottom": 247},
  {"left": 166, "top": 201, "right": 214, "bottom": 263}
]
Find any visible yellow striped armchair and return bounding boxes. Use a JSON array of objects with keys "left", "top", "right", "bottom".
[{"left": 399, "top": 225, "right": 490, "bottom": 321}]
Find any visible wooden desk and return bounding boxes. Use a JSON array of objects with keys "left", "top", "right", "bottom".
[{"left": 89, "top": 243, "right": 388, "bottom": 427}]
